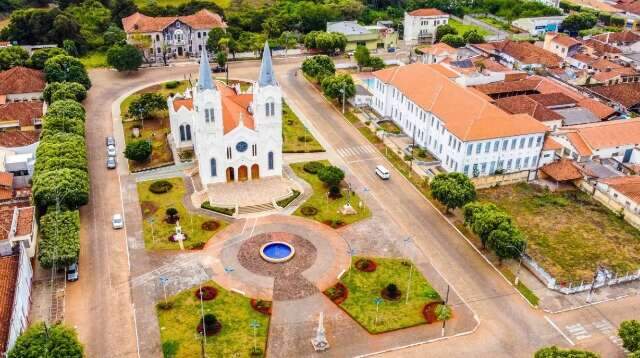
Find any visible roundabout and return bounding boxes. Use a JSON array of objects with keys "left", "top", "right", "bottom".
[{"left": 205, "top": 215, "right": 351, "bottom": 301}]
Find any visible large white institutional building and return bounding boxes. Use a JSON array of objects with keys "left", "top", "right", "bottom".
[{"left": 168, "top": 43, "right": 283, "bottom": 185}]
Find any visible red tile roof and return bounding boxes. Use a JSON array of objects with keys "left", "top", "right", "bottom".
[
  {"left": 0, "top": 101, "right": 43, "bottom": 127},
  {"left": 15, "top": 207, "right": 33, "bottom": 237},
  {"left": 593, "top": 31, "right": 640, "bottom": 44},
  {"left": 0, "top": 254, "right": 18, "bottom": 353},
  {"left": 543, "top": 136, "right": 563, "bottom": 150},
  {"left": 173, "top": 98, "right": 193, "bottom": 111},
  {"left": 218, "top": 84, "right": 255, "bottom": 134},
  {"left": 601, "top": 175, "right": 640, "bottom": 202},
  {"left": 551, "top": 34, "right": 581, "bottom": 48},
  {"left": 583, "top": 38, "right": 622, "bottom": 55},
  {"left": 577, "top": 98, "right": 616, "bottom": 119},
  {"left": 373, "top": 64, "right": 547, "bottom": 141},
  {"left": 541, "top": 159, "right": 584, "bottom": 181},
  {"left": 571, "top": 52, "right": 597, "bottom": 64},
  {"left": 614, "top": 0, "right": 640, "bottom": 15},
  {"left": 417, "top": 42, "right": 455, "bottom": 55},
  {"left": 590, "top": 82, "right": 640, "bottom": 108},
  {"left": 562, "top": 118, "right": 640, "bottom": 153},
  {"left": 408, "top": 8, "right": 448, "bottom": 16},
  {"left": 0, "top": 67, "right": 45, "bottom": 96},
  {"left": 495, "top": 95, "right": 564, "bottom": 122},
  {"left": 122, "top": 10, "right": 226, "bottom": 33},
  {"left": 0, "top": 173, "right": 13, "bottom": 188},
  {"left": 527, "top": 93, "right": 577, "bottom": 107},
  {"left": 475, "top": 40, "right": 563, "bottom": 68},
  {"left": 473, "top": 78, "right": 543, "bottom": 96},
  {"left": 0, "top": 131, "right": 39, "bottom": 148}
]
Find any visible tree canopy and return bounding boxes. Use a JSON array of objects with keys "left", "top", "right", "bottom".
[
  {"left": 44, "top": 55, "right": 91, "bottom": 89},
  {"left": 107, "top": 44, "right": 143, "bottom": 72},
  {"left": 317, "top": 165, "right": 345, "bottom": 186},
  {"left": 43, "top": 82, "right": 87, "bottom": 104},
  {"left": 620, "top": 320, "right": 640, "bottom": 353},
  {"left": 0, "top": 45, "right": 29, "bottom": 70},
  {"left": 8, "top": 322, "right": 83, "bottom": 358},
  {"left": 127, "top": 93, "right": 168, "bottom": 121},
  {"left": 534, "top": 346, "right": 599, "bottom": 358},
  {"left": 37, "top": 210, "right": 81, "bottom": 269},
  {"left": 27, "top": 48, "right": 67, "bottom": 70},
  {"left": 436, "top": 24, "right": 457, "bottom": 42},
  {"left": 301, "top": 55, "right": 335, "bottom": 81},
  {"left": 304, "top": 31, "right": 347, "bottom": 54},
  {"left": 321, "top": 74, "right": 355, "bottom": 102},
  {"left": 561, "top": 12, "right": 598, "bottom": 34},
  {"left": 32, "top": 168, "right": 90, "bottom": 210},
  {"left": 440, "top": 34, "right": 465, "bottom": 48},
  {"left": 124, "top": 140, "right": 152, "bottom": 162},
  {"left": 430, "top": 172, "right": 476, "bottom": 212},
  {"left": 45, "top": 99, "right": 86, "bottom": 122}
]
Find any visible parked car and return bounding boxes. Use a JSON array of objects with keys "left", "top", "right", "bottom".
[
  {"left": 106, "top": 136, "right": 115, "bottom": 147},
  {"left": 112, "top": 214, "right": 124, "bottom": 229},
  {"left": 67, "top": 263, "right": 79, "bottom": 282},
  {"left": 375, "top": 165, "right": 390, "bottom": 180},
  {"left": 387, "top": 47, "right": 396, "bottom": 53},
  {"left": 107, "top": 145, "right": 117, "bottom": 157},
  {"left": 106, "top": 156, "right": 116, "bottom": 169},
  {"left": 213, "top": 65, "right": 226, "bottom": 73}
]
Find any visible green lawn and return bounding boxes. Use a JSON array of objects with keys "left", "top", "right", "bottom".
[
  {"left": 449, "top": 19, "right": 491, "bottom": 37},
  {"left": 378, "top": 120, "right": 401, "bottom": 134},
  {"left": 478, "top": 183, "right": 640, "bottom": 283},
  {"left": 123, "top": 117, "right": 174, "bottom": 171},
  {"left": 80, "top": 50, "right": 108, "bottom": 69},
  {"left": 475, "top": 16, "right": 512, "bottom": 32},
  {"left": 121, "top": 80, "right": 190, "bottom": 116},
  {"left": 157, "top": 281, "right": 269, "bottom": 357},
  {"left": 291, "top": 161, "right": 370, "bottom": 227},
  {"left": 135, "top": 0, "right": 231, "bottom": 8},
  {"left": 137, "top": 177, "right": 227, "bottom": 250},
  {"left": 330, "top": 257, "right": 442, "bottom": 334},
  {"left": 282, "top": 102, "right": 324, "bottom": 153}
]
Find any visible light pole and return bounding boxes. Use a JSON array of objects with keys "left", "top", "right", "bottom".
[
  {"left": 403, "top": 236, "right": 413, "bottom": 305},
  {"left": 250, "top": 320, "right": 260, "bottom": 354},
  {"left": 199, "top": 280, "right": 207, "bottom": 358},
  {"left": 159, "top": 276, "right": 169, "bottom": 305},
  {"left": 347, "top": 247, "right": 357, "bottom": 280},
  {"left": 374, "top": 297, "right": 383, "bottom": 325},
  {"left": 441, "top": 285, "right": 450, "bottom": 337},
  {"left": 586, "top": 264, "right": 603, "bottom": 303},
  {"left": 340, "top": 82, "right": 346, "bottom": 114},
  {"left": 148, "top": 217, "right": 155, "bottom": 243}
]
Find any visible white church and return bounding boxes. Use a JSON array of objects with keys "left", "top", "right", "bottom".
[{"left": 168, "top": 42, "right": 283, "bottom": 185}]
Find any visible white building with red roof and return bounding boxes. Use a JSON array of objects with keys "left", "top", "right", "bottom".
[
  {"left": 122, "top": 9, "right": 226, "bottom": 62},
  {"left": 168, "top": 43, "right": 282, "bottom": 185},
  {"left": 403, "top": 8, "right": 449, "bottom": 45}
]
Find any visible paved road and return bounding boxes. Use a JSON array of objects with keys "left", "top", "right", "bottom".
[{"left": 64, "top": 59, "right": 633, "bottom": 357}]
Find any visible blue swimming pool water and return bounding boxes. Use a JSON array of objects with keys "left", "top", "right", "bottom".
[{"left": 262, "top": 243, "right": 292, "bottom": 259}]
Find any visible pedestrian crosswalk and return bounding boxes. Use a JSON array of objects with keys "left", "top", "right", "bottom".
[
  {"left": 336, "top": 145, "right": 377, "bottom": 158},
  {"left": 565, "top": 323, "right": 592, "bottom": 341}
]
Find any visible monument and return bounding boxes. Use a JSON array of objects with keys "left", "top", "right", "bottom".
[{"left": 311, "top": 311, "right": 330, "bottom": 352}]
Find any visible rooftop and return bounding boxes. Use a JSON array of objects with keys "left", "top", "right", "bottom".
[
  {"left": 550, "top": 33, "right": 581, "bottom": 48},
  {"left": 0, "top": 67, "right": 46, "bottom": 96},
  {"left": 543, "top": 136, "right": 563, "bottom": 150},
  {"left": 407, "top": 8, "right": 448, "bottom": 17},
  {"left": 326, "top": 21, "right": 372, "bottom": 36},
  {"left": 582, "top": 38, "right": 622, "bottom": 55},
  {"left": 372, "top": 64, "right": 547, "bottom": 141},
  {"left": 495, "top": 95, "right": 564, "bottom": 122},
  {"left": 540, "top": 159, "right": 584, "bottom": 181},
  {"left": 561, "top": 118, "right": 640, "bottom": 154},
  {"left": 0, "top": 131, "right": 39, "bottom": 148},
  {"left": 592, "top": 31, "right": 640, "bottom": 45},
  {"left": 590, "top": 82, "right": 640, "bottom": 108},
  {"left": 417, "top": 42, "right": 456, "bottom": 56},
  {"left": 0, "top": 101, "right": 44, "bottom": 127},
  {"left": 601, "top": 175, "right": 640, "bottom": 202},
  {"left": 555, "top": 107, "right": 601, "bottom": 126},
  {"left": 122, "top": 9, "right": 226, "bottom": 33},
  {"left": 472, "top": 40, "right": 563, "bottom": 68},
  {"left": 0, "top": 254, "right": 18, "bottom": 353}
]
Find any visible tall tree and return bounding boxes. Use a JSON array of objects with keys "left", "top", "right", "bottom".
[
  {"left": 44, "top": 55, "right": 91, "bottom": 89},
  {"left": 534, "top": 346, "right": 599, "bottom": 358},
  {"left": 8, "top": 322, "right": 83, "bottom": 358},
  {"left": 430, "top": 172, "right": 476, "bottom": 212},
  {"left": 619, "top": 320, "right": 640, "bottom": 353},
  {"left": 107, "top": 44, "right": 143, "bottom": 72},
  {"left": 0, "top": 45, "right": 29, "bottom": 70},
  {"left": 27, "top": 47, "right": 67, "bottom": 70},
  {"left": 435, "top": 24, "right": 457, "bottom": 42},
  {"left": 354, "top": 45, "right": 370, "bottom": 69}
]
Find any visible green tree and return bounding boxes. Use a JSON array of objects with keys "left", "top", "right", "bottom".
[
  {"left": 430, "top": 172, "right": 476, "bottom": 212},
  {"left": 45, "top": 100, "right": 86, "bottom": 122},
  {"left": 44, "top": 55, "right": 91, "bottom": 89},
  {"left": 440, "top": 34, "right": 465, "bottom": 48},
  {"left": 8, "top": 322, "right": 83, "bottom": 358},
  {"left": 40, "top": 115, "right": 86, "bottom": 139},
  {"left": 43, "top": 82, "right": 87, "bottom": 104},
  {"left": 534, "top": 346, "right": 599, "bottom": 358},
  {"left": 27, "top": 47, "right": 67, "bottom": 70},
  {"left": 463, "top": 30, "right": 485, "bottom": 44},
  {"left": 486, "top": 221, "right": 526, "bottom": 264},
  {"left": 66, "top": 0, "right": 112, "bottom": 48},
  {"left": 317, "top": 165, "right": 345, "bottom": 186},
  {"left": 104, "top": 24, "right": 126, "bottom": 46},
  {"left": 468, "top": 204, "right": 512, "bottom": 248},
  {"left": 124, "top": 140, "right": 152, "bottom": 162},
  {"left": 37, "top": 210, "right": 81, "bottom": 269},
  {"left": 301, "top": 55, "right": 335, "bottom": 81},
  {"left": 63, "top": 39, "right": 79, "bottom": 57},
  {"left": 619, "top": 320, "right": 640, "bottom": 353},
  {"left": 304, "top": 31, "right": 346, "bottom": 54},
  {"left": 561, "top": 12, "right": 598, "bottom": 33},
  {"left": 107, "top": 44, "right": 143, "bottom": 72},
  {"left": 32, "top": 168, "right": 90, "bottom": 210},
  {"left": 354, "top": 44, "right": 370, "bottom": 69},
  {"left": 110, "top": 0, "right": 137, "bottom": 24},
  {"left": 435, "top": 304, "right": 452, "bottom": 321},
  {"left": 127, "top": 93, "right": 167, "bottom": 121},
  {"left": 435, "top": 24, "right": 457, "bottom": 42},
  {"left": 0, "top": 45, "right": 29, "bottom": 70},
  {"left": 367, "top": 56, "right": 385, "bottom": 70},
  {"left": 206, "top": 28, "right": 229, "bottom": 52},
  {"left": 320, "top": 74, "right": 355, "bottom": 102},
  {"left": 216, "top": 51, "right": 227, "bottom": 69}
]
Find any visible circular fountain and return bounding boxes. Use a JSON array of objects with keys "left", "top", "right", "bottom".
[{"left": 260, "top": 241, "right": 295, "bottom": 263}]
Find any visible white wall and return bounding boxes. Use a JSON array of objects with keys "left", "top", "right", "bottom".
[
  {"left": 5, "top": 244, "right": 32, "bottom": 355},
  {"left": 5, "top": 92, "right": 43, "bottom": 102},
  {"left": 403, "top": 13, "right": 449, "bottom": 43}
]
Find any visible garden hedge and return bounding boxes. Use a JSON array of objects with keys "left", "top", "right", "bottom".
[
  {"left": 38, "top": 210, "right": 81, "bottom": 268},
  {"left": 34, "top": 133, "right": 87, "bottom": 173},
  {"left": 45, "top": 100, "right": 86, "bottom": 122},
  {"left": 32, "top": 168, "right": 90, "bottom": 209},
  {"left": 41, "top": 114, "right": 85, "bottom": 137}
]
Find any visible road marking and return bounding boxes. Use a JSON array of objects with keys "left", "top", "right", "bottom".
[
  {"left": 545, "top": 316, "right": 575, "bottom": 346},
  {"left": 565, "top": 323, "right": 591, "bottom": 341},
  {"left": 337, "top": 145, "right": 377, "bottom": 158}
]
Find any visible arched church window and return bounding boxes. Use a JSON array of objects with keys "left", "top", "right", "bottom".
[
  {"left": 179, "top": 125, "right": 186, "bottom": 141},
  {"left": 185, "top": 124, "right": 192, "bottom": 140},
  {"left": 268, "top": 151, "right": 274, "bottom": 170}
]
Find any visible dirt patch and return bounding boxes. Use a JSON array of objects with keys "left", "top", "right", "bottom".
[
  {"left": 324, "top": 282, "right": 349, "bottom": 305},
  {"left": 140, "top": 201, "right": 159, "bottom": 218},
  {"left": 201, "top": 220, "right": 220, "bottom": 231},
  {"left": 250, "top": 299, "right": 272, "bottom": 316}
]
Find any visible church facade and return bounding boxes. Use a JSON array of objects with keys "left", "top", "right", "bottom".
[{"left": 168, "top": 43, "right": 283, "bottom": 185}]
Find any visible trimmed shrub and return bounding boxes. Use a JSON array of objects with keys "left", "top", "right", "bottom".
[
  {"left": 303, "top": 161, "right": 325, "bottom": 174},
  {"left": 197, "top": 313, "right": 222, "bottom": 336},
  {"left": 194, "top": 286, "right": 218, "bottom": 301},
  {"left": 201, "top": 201, "right": 235, "bottom": 216},
  {"left": 164, "top": 80, "right": 179, "bottom": 89},
  {"left": 124, "top": 140, "right": 152, "bottom": 162},
  {"left": 33, "top": 169, "right": 90, "bottom": 210},
  {"left": 435, "top": 304, "right": 452, "bottom": 321},
  {"left": 38, "top": 210, "right": 81, "bottom": 268},
  {"left": 355, "top": 258, "right": 377, "bottom": 272},
  {"left": 381, "top": 283, "right": 401, "bottom": 300},
  {"left": 45, "top": 100, "right": 86, "bottom": 122},
  {"left": 201, "top": 220, "right": 220, "bottom": 231},
  {"left": 297, "top": 135, "right": 312, "bottom": 142},
  {"left": 300, "top": 206, "right": 318, "bottom": 216},
  {"left": 317, "top": 165, "right": 345, "bottom": 186},
  {"left": 43, "top": 82, "right": 87, "bottom": 104},
  {"left": 328, "top": 185, "right": 342, "bottom": 199},
  {"left": 149, "top": 180, "right": 173, "bottom": 194}
]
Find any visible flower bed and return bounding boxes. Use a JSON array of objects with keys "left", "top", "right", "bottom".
[
  {"left": 324, "top": 282, "right": 349, "bottom": 304},
  {"left": 201, "top": 220, "right": 221, "bottom": 231},
  {"left": 422, "top": 302, "right": 442, "bottom": 324},
  {"left": 355, "top": 258, "right": 377, "bottom": 272},
  {"left": 250, "top": 299, "right": 272, "bottom": 316},
  {"left": 194, "top": 286, "right": 218, "bottom": 301}
]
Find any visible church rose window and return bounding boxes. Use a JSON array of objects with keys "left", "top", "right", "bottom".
[{"left": 236, "top": 141, "right": 248, "bottom": 153}]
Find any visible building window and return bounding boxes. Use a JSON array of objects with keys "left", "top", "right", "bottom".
[
  {"left": 464, "top": 165, "right": 469, "bottom": 175},
  {"left": 467, "top": 144, "right": 473, "bottom": 155},
  {"left": 179, "top": 125, "right": 186, "bottom": 141},
  {"left": 519, "top": 138, "right": 525, "bottom": 149},
  {"left": 528, "top": 137, "right": 534, "bottom": 148},
  {"left": 252, "top": 144, "right": 257, "bottom": 156},
  {"left": 536, "top": 136, "right": 543, "bottom": 146},
  {"left": 476, "top": 143, "right": 482, "bottom": 154},
  {"left": 485, "top": 143, "right": 490, "bottom": 153},
  {"left": 268, "top": 151, "right": 274, "bottom": 170},
  {"left": 198, "top": 32, "right": 201, "bottom": 38},
  {"left": 481, "top": 162, "right": 487, "bottom": 172},
  {"left": 502, "top": 140, "right": 508, "bottom": 151},
  {"left": 524, "top": 157, "right": 530, "bottom": 167},
  {"left": 156, "top": 34, "right": 160, "bottom": 41},
  {"left": 210, "top": 158, "right": 217, "bottom": 177},
  {"left": 185, "top": 124, "right": 191, "bottom": 140},
  {"left": 490, "top": 161, "right": 496, "bottom": 173},
  {"left": 493, "top": 141, "right": 499, "bottom": 152},
  {"left": 515, "top": 158, "right": 521, "bottom": 169},
  {"left": 511, "top": 139, "right": 517, "bottom": 150},
  {"left": 226, "top": 147, "right": 232, "bottom": 159},
  {"left": 507, "top": 159, "right": 512, "bottom": 170}
]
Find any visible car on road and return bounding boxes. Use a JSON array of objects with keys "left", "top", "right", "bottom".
[
  {"left": 112, "top": 214, "right": 124, "bottom": 229},
  {"left": 107, "top": 145, "right": 117, "bottom": 157},
  {"left": 106, "top": 156, "right": 116, "bottom": 169},
  {"left": 106, "top": 136, "right": 115, "bottom": 147},
  {"left": 67, "top": 263, "right": 79, "bottom": 282},
  {"left": 375, "top": 165, "right": 390, "bottom": 180}
]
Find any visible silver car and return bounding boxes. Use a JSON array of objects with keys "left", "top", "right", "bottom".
[
  {"left": 106, "top": 156, "right": 116, "bottom": 169},
  {"left": 106, "top": 136, "right": 115, "bottom": 147},
  {"left": 107, "top": 145, "right": 117, "bottom": 157},
  {"left": 112, "top": 214, "right": 124, "bottom": 229},
  {"left": 67, "top": 263, "right": 79, "bottom": 282}
]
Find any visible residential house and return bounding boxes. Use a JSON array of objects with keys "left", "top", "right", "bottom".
[
  {"left": 582, "top": 38, "right": 623, "bottom": 60},
  {"left": 589, "top": 81, "right": 640, "bottom": 112},
  {"left": 0, "top": 243, "right": 32, "bottom": 356},
  {"left": 122, "top": 9, "right": 226, "bottom": 62},
  {"left": 470, "top": 40, "right": 563, "bottom": 70},
  {"left": 553, "top": 118, "right": 640, "bottom": 162},
  {"left": 592, "top": 30, "right": 640, "bottom": 48},
  {"left": 369, "top": 63, "right": 548, "bottom": 178},
  {"left": 540, "top": 136, "right": 563, "bottom": 166},
  {"left": 326, "top": 21, "right": 397, "bottom": 52},
  {"left": 403, "top": 8, "right": 450, "bottom": 45},
  {"left": 0, "top": 101, "right": 44, "bottom": 132},
  {"left": 611, "top": 0, "right": 640, "bottom": 30},
  {"left": 443, "top": 56, "right": 522, "bottom": 86},
  {"left": 596, "top": 175, "right": 640, "bottom": 214},
  {"left": 0, "top": 67, "right": 45, "bottom": 104},
  {"left": 543, "top": 33, "right": 582, "bottom": 59},
  {"left": 0, "top": 205, "right": 37, "bottom": 258},
  {"left": 511, "top": 16, "right": 567, "bottom": 36}
]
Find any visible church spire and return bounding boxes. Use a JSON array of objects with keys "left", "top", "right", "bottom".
[
  {"left": 258, "top": 41, "right": 277, "bottom": 87},
  {"left": 198, "top": 50, "right": 215, "bottom": 91}
]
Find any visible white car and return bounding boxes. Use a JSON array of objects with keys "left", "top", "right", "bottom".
[
  {"left": 107, "top": 145, "right": 117, "bottom": 157},
  {"left": 112, "top": 214, "right": 124, "bottom": 229}
]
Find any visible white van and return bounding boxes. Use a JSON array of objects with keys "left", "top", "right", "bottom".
[{"left": 375, "top": 165, "right": 390, "bottom": 180}]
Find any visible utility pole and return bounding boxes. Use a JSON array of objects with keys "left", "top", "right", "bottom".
[
  {"left": 441, "top": 285, "right": 450, "bottom": 337},
  {"left": 342, "top": 82, "right": 346, "bottom": 114}
]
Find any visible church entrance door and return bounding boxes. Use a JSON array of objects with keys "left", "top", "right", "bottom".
[
  {"left": 226, "top": 167, "right": 235, "bottom": 182},
  {"left": 238, "top": 165, "right": 248, "bottom": 182},
  {"left": 178, "top": 47, "right": 184, "bottom": 56},
  {"left": 251, "top": 164, "right": 260, "bottom": 180}
]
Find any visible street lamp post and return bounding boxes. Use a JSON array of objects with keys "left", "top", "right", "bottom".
[
  {"left": 340, "top": 82, "right": 346, "bottom": 114},
  {"left": 403, "top": 236, "right": 413, "bottom": 305},
  {"left": 250, "top": 320, "right": 260, "bottom": 354},
  {"left": 374, "top": 297, "right": 383, "bottom": 325}
]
